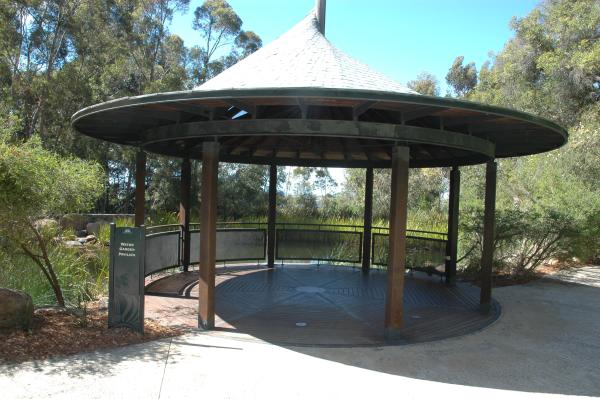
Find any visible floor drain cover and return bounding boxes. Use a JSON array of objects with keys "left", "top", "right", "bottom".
[{"left": 295, "top": 322, "right": 307, "bottom": 327}]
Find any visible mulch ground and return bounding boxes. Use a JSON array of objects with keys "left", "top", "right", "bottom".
[{"left": 0, "top": 303, "right": 184, "bottom": 364}]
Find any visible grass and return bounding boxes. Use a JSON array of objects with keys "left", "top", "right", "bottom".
[
  {"left": 0, "top": 241, "right": 110, "bottom": 307},
  {"left": 221, "top": 211, "right": 447, "bottom": 233}
]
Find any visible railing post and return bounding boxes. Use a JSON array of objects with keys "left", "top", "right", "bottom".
[
  {"left": 134, "top": 150, "right": 146, "bottom": 227},
  {"left": 480, "top": 160, "right": 497, "bottom": 310},
  {"left": 362, "top": 167, "right": 374, "bottom": 273},
  {"left": 267, "top": 164, "right": 277, "bottom": 268},
  {"left": 180, "top": 158, "right": 191, "bottom": 272},
  {"left": 445, "top": 166, "right": 460, "bottom": 285}
]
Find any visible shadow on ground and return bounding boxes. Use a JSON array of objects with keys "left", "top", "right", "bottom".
[{"left": 285, "top": 274, "right": 600, "bottom": 397}]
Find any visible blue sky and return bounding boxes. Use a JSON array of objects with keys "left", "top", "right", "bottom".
[{"left": 170, "top": 0, "right": 540, "bottom": 94}]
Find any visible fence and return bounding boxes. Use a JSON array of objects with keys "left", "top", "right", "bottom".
[
  {"left": 143, "top": 222, "right": 447, "bottom": 277},
  {"left": 371, "top": 227, "right": 447, "bottom": 275}
]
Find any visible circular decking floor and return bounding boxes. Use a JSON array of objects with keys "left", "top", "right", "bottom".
[{"left": 145, "top": 264, "right": 500, "bottom": 346}]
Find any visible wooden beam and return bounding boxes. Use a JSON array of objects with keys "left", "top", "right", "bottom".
[
  {"left": 134, "top": 150, "right": 146, "bottom": 226},
  {"left": 480, "top": 160, "right": 497, "bottom": 309},
  {"left": 353, "top": 101, "right": 378, "bottom": 121},
  {"left": 145, "top": 119, "right": 496, "bottom": 159},
  {"left": 403, "top": 106, "right": 442, "bottom": 122},
  {"left": 180, "top": 158, "right": 192, "bottom": 272},
  {"left": 131, "top": 109, "right": 182, "bottom": 122},
  {"left": 170, "top": 102, "right": 211, "bottom": 118},
  {"left": 385, "top": 145, "right": 409, "bottom": 340},
  {"left": 362, "top": 167, "right": 374, "bottom": 273},
  {"left": 231, "top": 136, "right": 264, "bottom": 155},
  {"left": 445, "top": 166, "right": 460, "bottom": 285},
  {"left": 198, "top": 141, "right": 219, "bottom": 329},
  {"left": 267, "top": 164, "right": 277, "bottom": 268}
]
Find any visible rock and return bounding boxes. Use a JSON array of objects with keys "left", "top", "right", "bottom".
[
  {"left": 74, "top": 235, "right": 97, "bottom": 245},
  {"left": 97, "top": 296, "right": 109, "bottom": 310},
  {"left": 84, "top": 235, "right": 97, "bottom": 243},
  {"left": 0, "top": 288, "right": 34, "bottom": 331},
  {"left": 86, "top": 221, "right": 103, "bottom": 236}
]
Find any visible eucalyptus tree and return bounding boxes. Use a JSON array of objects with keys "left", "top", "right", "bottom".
[
  {"left": 445, "top": 56, "right": 477, "bottom": 98},
  {"left": 189, "top": 0, "right": 262, "bottom": 85},
  {"left": 453, "top": 0, "right": 600, "bottom": 270},
  {"left": 0, "top": 0, "right": 79, "bottom": 140},
  {"left": 407, "top": 71, "right": 440, "bottom": 96}
]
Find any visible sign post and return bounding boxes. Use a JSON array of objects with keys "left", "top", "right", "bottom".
[{"left": 108, "top": 224, "right": 145, "bottom": 334}]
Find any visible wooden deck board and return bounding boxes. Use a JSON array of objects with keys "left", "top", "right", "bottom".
[{"left": 145, "top": 264, "right": 500, "bottom": 346}]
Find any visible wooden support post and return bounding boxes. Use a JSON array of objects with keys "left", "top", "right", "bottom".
[
  {"left": 198, "top": 142, "right": 219, "bottom": 329},
  {"left": 480, "top": 160, "right": 497, "bottom": 310},
  {"left": 134, "top": 150, "right": 146, "bottom": 227},
  {"left": 385, "top": 146, "right": 409, "bottom": 339},
  {"left": 445, "top": 166, "right": 460, "bottom": 285},
  {"left": 180, "top": 158, "right": 191, "bottom": 272},
  {"left": 267, "top": 164, "right": 277, "bottom": 268},
  {"left": 362, "top": 167, "right": 374, "bottom": 273}
]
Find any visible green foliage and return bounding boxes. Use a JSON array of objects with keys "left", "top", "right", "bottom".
[
  {"left": 439, "top": 0, "right": 600, "bottom": 273},
  {"left": 97, "top": 217, "right": 135, "bottom": 246},
  {"left": 446, "top": 56, "right": 478, "bottom": 97},
  {"left": 0, "top": 244, "right": 109, "bottom": 307},
  {"left": 0, "top": 136, "right": 104, "bottom": 222},
  {"left": 407, "top": 71, "right": 440, "bottom": 96},
  {"left": 0, "top": 135, "right": 104, "bottom": 305},
  {"left": 469, "top": 0, "right": 600, "bottom": 125},
  {"left": 218, "top": 164, "right": 270, "bottom": 220}
]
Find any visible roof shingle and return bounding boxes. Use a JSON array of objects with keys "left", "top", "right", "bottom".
[{"left": 194, "top": 9, "right": 417, "bottom": 95}]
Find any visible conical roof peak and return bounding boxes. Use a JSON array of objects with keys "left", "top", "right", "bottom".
[{"left": 194, "top": 8, "right": 416, "bottom": 95}]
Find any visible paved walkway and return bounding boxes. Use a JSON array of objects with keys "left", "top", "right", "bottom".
[{"left": 1, "top": 266, "right": 599, "bottom": 398}]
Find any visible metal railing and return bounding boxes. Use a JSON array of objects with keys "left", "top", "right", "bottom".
[
  {"left": 143, "top": 222, "right": 448, "bottom": 277},
  {"left": 371, "top": 226, "right": 447, "bottom": 275}
]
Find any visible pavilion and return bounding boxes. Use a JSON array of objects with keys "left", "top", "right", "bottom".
[{"left": 72, "top": 1, "right": 567, "bottom": 340}]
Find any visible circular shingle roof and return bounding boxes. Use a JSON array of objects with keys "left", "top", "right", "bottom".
[
  {"left": 195, "top": 12, "right": 417, "bottom": 95},
  {"left": 71, "top": 7, "right": 567, "bottom": 168}
]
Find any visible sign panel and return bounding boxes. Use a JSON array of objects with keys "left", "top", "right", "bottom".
[{"left": 108, "top": 224, "right": 145, "bottom": 334}]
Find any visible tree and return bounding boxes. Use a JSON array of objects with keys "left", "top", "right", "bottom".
[
  {"left": 470, "top": 0, "right": 600, "bottom": 126},
  {"left": 0, "top": 0, "right": 79, "bottom": 139},
  {"left": 0, "top": 133, "right": 104, "bottom": 306},
  {"left": 189, "top": 0, "right": 261, "bottom": 85},
  {"left": 446, "top": 56, "right": 477, "bottom": 97},
  {"left": 217, "top": 163, "right": 269, "bottom": 220},
  {"left": 407, "top": 71, "right": 440, "bottom": 96},
  {"left": 449, "top": 0, "right": 600, "bottom": 271}
]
